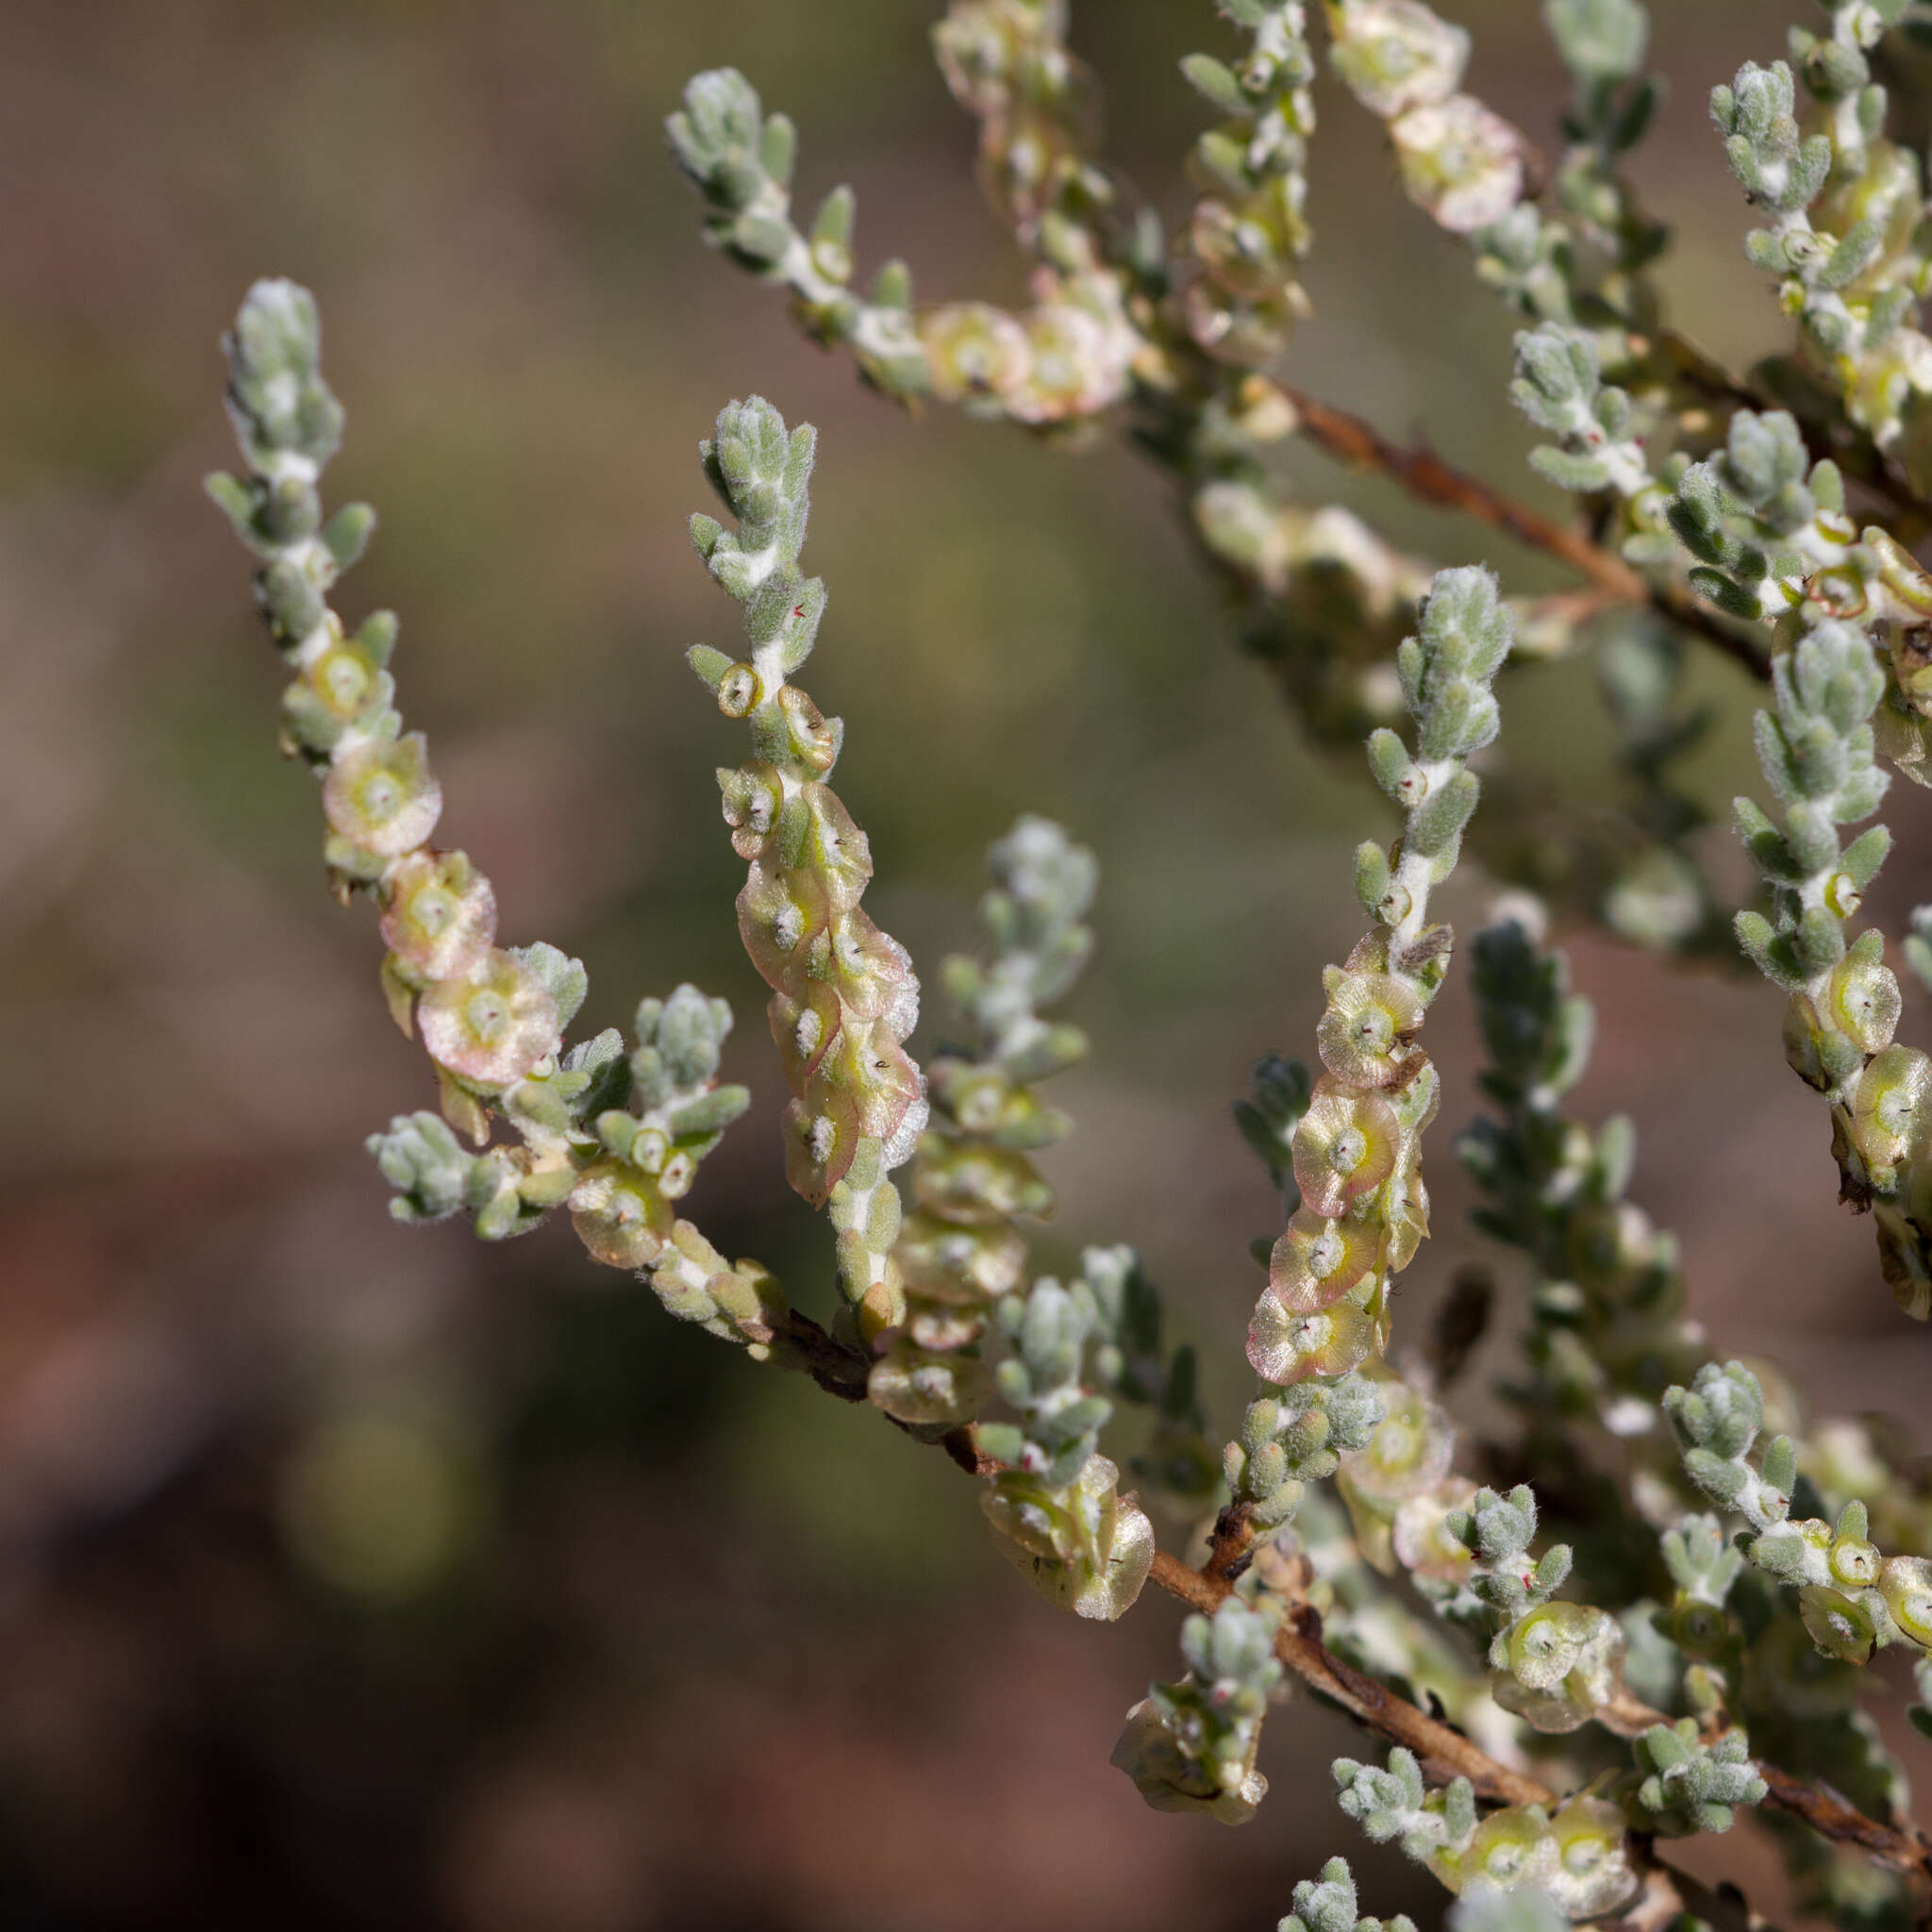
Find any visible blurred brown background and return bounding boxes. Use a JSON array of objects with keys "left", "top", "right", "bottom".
[{"left": 1, "top": 1, "right": 1928, "bottom": 1926}]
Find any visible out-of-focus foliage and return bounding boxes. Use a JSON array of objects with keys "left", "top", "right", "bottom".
[{"left": 10, "top": 0, "right": 1932, "bottom": 1928}]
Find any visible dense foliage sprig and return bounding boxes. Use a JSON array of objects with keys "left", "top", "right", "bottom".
[
  {"left": 209, "top": 284, "right": 802, "bottom": 1356},
  {"left": 1112, "top": 1596, "right": 1282, "bottom": 1822},
  {"left": 870, "top": 816, "right": 1092, "bottom": 1426},
  {"left": 1711, "top": 4, "right": 1932, "bottom": 471},
  {"left": 687, "top": 396, "right": 927, "bottom": 1338},
  {"left": 974, "top": 1258, "right": 1159, "bottom": 1621},
  {"left": 1274, "top": 1856, "right": 1416, "bottom": 1932},
  {"left": 1457, "top": 907, "right": 1705, "bottom": 1431},
  {"left": 1333, "top": 1743, "right": 1633, "bottom": 1916},
  {"left": 669, "top": 0, "right": 1778, "bottom": 958},
  {"left": 1241, "top": 566, "right": 1508, "bottom": 1401},
  {"left": 1667, "top": 1358, "right": 1932, "bottom": 1664},
  {"left": 1734, "top": 621, "right": 1932, "bottom": 1316}
]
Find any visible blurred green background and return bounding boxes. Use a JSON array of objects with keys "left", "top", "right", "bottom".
[{"left": 1, "top": 0, "right": 1929, "bottom": 1925}]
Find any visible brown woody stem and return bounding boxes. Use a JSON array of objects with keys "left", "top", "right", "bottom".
[
  {"left": 1273, "top": 382, "right": 1772, "bottom": 683},
  {"left": 1586, "top": 1686, "right": 1932, "bottom": 1876},
  {"left": 786, "top": 1294, "right": 1932, "bottom": 1883},
  {"left": 1757, "top": 1762, "right": 1932, "bottom": 1880},
  {"left": 1148, "top": 1547, "right": 1932, "bottom": 1907},
  {"left": 1144, "top": 1549, "right": 1556, "bottom": 1808}
]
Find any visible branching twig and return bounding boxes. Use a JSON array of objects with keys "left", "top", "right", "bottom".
[
  {"left": 1597, "top": 1674, "right": 1932, "bottom": 1881},
  {"left": 1756, "top": 1763, "right": 1932, "bottom": 1881},
  {"left": 1147, "top": 1547, "right": 1932, "bottom": 1895},
  {"left": 1653, "top": 326, "right": 1932, "bottom": 540},
  {"left": 804, "top": 1325, "right": 1932, "bottom": 1881},
  {"left": 1274, "top": 382, "right": 1772, "bottom": 682},
  {"left": 1144, "top": 1548, "right": 1554, "bottom": 1807}
]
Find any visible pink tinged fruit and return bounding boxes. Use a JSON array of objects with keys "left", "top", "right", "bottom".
[
  {"left": 380, "top": 850, "right": 497, "bottom": 981},
  {"left": 418, "top": 949, "right": 560, "bottom": 1088},
  {"left": 1246, "top": 1293, "right": 1374, "bottom": 1386},
  {"left": 323, "top": 732, "right": 442, "bottom": 858},
  {"left": 1291, "top": 1082, "right": 1401, "bottom": 1219},
  {"left": 1269, "top": 1208, "right": 1377, "bottom": 1313}
]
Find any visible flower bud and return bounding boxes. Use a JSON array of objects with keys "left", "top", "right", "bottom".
[
  {"left": 716, "top": 662, "right": 760, "bottom": 717},
  {"left": 913, "top": 1139, "right": 1056, "bottom": 1222},
  {"left": 1667, "top": 1598, "right": 1731, "bottom": 1659},
  {"left": 1506, "top": 1599, "right": 1596, "bottom": 1692},
  {"left": 286, "top": 629, "right": 393, "bottom": 747},
  {"left": 1877, "top": 1196, "right": 1932, "bottom": 1320},
  {"left": 1828, "top": 1530, "right": 1881, "bottom": 1589},
  {"left": 1386, "top": 1055, "right": 1441, "bottom": 1139},
  {"left": 1380, "top": 1165, "right": 1429, "bottom": 1271},
  {"left": 1493, "top": 1628, "right": 1623, "bottom": 1733},
  {"left": 1782, "top": 991, "right": 1834, "bottom": 1091},
  {"left": 811, "top": 1018, "right": 921, "bottom": 1145},
  {"left": 1108, "top": 1695, "right": 1266, "bottom": 1824},
  {"left": 824, "top": 908, "right": 917, "bottom": 1026},
  {"left": 769, "top": 684, "right": 841, "bottom": 774},
  {"left": 1181, "top": 279, "right": 1305, "bottom": 366},
  {"left": 737, "top": 861, "right": 827, "bottom": 989},
  {"left": 981, "top": 1452, "right": 1154, "bottom": 1621},
  {"left": 781, "top": 1091, "right": 859, "bottom": 1206},
  {"left": 769, "top": 982, "right": 841, "bottom": 1092},
  {"left": 868, "top": 1334, "right": 993, "bottom": 1428},
  {"left": 1880, "top": 1555, "right": 1932, "bottom": 1647}
]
